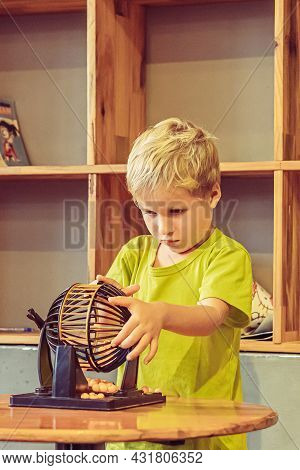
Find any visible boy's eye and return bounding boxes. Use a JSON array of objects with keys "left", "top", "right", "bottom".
[
  {"left": 169, "top": 209, "right": 186, "bottom": 215},
  {"left": 143, "top": 210, "right": 156, "bottom": 216},
  {"left": 143, "top": 209, "right": 187, "bottom": 216}
]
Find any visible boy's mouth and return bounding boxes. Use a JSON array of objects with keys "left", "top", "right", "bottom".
[{"left": 162, "top": 240, "right": 179, "bottom": 245}]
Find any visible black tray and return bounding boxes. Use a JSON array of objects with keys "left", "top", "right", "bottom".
[{"left": 10, "top": 392, "right": 166, "bottom": 411}]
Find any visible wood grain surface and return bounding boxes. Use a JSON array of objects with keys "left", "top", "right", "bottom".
[{"left": 0, "top": 395, "right": 278, "bottom": 444}]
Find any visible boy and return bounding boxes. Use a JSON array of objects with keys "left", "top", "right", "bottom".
[{"left": 100, "top": 118, "right": 253, "bottom": 450}]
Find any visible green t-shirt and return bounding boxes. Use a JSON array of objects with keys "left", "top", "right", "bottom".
[{"left": 105, "top": 227, "right": 253, "bottom": 450}]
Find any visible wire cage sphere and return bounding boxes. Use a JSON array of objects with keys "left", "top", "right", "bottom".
[{"left": 45, "top": 283, "right": 131, "bottom": 373}]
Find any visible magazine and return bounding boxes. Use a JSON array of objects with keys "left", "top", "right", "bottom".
[
  {"left": 241, "top": 281, "right": 273, "bottom": 341},
  {"left": 0, "top": 99, "right": 30, "bottom": 166}
]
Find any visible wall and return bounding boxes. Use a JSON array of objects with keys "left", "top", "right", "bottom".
[
  {"left": 146, "top": 0, "right": 274, "bottom": 163},
  {"left": 0, "top": 180, "right": 88, "bottom": 328},
  {"left": 0, "top": 12, "right": 87, "bottom": 166}
]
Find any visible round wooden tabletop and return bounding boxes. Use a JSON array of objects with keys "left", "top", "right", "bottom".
[{"left": 0, "top": 394, "right": 277, "bottom": 445}]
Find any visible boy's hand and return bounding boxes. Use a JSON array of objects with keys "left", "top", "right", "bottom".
[
  {"left": 92, "top": 274, "right": 140, "bottom": 297},
  {"left": 107, "top": 296, "right": 165, "bottom": 365}
]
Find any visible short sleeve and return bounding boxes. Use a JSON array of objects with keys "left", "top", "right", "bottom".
[
  {"left": 198, "top": 247, "right": 253, "bottom": 328},
  {"left": 105, "top": 237, "right": 139, "bottom": 288}
]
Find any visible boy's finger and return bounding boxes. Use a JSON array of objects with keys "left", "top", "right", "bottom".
[
  {"left": 126, "top": 334, "right": 150, "bottom": 361},
  {"left": 118, "top": 326, "right": 145, "bottom": 350},
  {"left": 96, "top": 274, "right": 122, "bottom": 289},
  {"left": 122, "top": 284, "right": 140, "bottom": 296},
  {"left": 111, "top": 317, "right": 138, "bottom": 347},
  {"left": 107, "top": 296, "right": 133, "bottom": 307},
  {"left": 143, "top": 337, "right": 158, "bottom": 365}
]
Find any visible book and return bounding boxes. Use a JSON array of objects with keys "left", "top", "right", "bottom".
[
  {"left": 241, "top": 280, "right": 273, "bottom": 341},
  {"left": 0, "top": 99, "right": 30, "bottom": 166}
]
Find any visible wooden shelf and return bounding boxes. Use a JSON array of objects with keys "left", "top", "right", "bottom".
[
  {"left": 280, "top": 161, "right": 300, "bottom": 171},
  {"left": 0, "top": 0, "right": 267, "bottom": 15},
  {"left": 0, "top": 1, "right": 86, "bottom": 15},
  {"left": 0, "top": 332, "right": 40, "bottom": 345},
  {"left": 220, "top": 161, "right": 280, "bottom": 176},
  {"left": 240, "top": 340, "right": 300, "bottom": 354},
  {"left": 134, "top": 0, "right": 255, "bottom": 5},
  {"left": 0, "top": 165, "right": 127, "bottom": 180},
  {"left": 0, "top": 162, "right": 281, "bottom": 180},
  {"left": 1, "top": 333, "right": 300, "bottom": 353}
]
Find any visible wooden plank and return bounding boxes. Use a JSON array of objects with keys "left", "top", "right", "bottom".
[
  {"left": 274, "top": 0, "right": 284, "bottom": 161},
  {"left": 282, "top": 0, "right": 300, "bottom": 160},
  {"left": 275, "top": 0, "right": 300, "bottom": 160},
  {"left": 240, "top": 340, "right": 300, "bottom": 354},
  {"left": 87, "top": 174, "right": 97, "bottom": 282},
  {"left": 1, "top": 333, "right": 300, "bottom": 353},
  {"left": 0, "top": 162, "right": 281, "bottom": 180},
  {"left": 0, "top": 332, "right": 40, "bottom": 345},
  {"left": 87, "top": 0, "right": 96, "bottom": 165},
  {"left": 273, "top": 171, "right": 300, "bottom": 344},
  {"left": 94, "top": 174, "right": 147, "bottom": 276},
  {"left": 95, "top": 174, "right": 129, "bottom": 276},
  {"left": 283, "top": 172, "right": 300, "bottom": 341},
  {"left": 0, "top": 165, "right": 127, "bottom": 179},
  {"left": 273, "top": 170, "right": 284, "bottom": 343},
  {"left": 281, "top": 160, "right": 300, "bottom": 169},
  {"left": 91, "top": 0, "right": 146, "bottom": 164},
  {"left": 128, "top": 1, "right": 146, "bottom": 147},
  {"left": 220, "top": 161, "right": 280, "bottom": 175},
  {"left": 133, "top": 0, "right": 258, "bottom": 5},
  {"left": 90, "top": 0, "right": 116, "bottom": 164},
  {"left": 0, "top": 0, "right": 86, "bottom": 15}
]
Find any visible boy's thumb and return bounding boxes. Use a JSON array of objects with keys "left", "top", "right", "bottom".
[
  {"left": 122, "top": 284, "right": 140, "bottom": 296},
  {"left": 107, "top": 296, "right": 132, "bottom": 307}
]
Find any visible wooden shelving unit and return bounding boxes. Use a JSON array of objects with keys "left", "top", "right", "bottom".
[
  {"left": 0, "top": 0, "right": 299, "bottom": 354},
  {"left": 0, "top": 161, "right": 280, "bottom": 179}
]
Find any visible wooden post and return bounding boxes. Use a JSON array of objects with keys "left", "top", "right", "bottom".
[
  {"left": 87, "top": 0, "right": 146, "bottom": 276},
  {"left": 274, "top": 0, "right": 300, "bottom": 342},
  {"left": 87, "top": 0, "right": 146, "bottom": 165}
]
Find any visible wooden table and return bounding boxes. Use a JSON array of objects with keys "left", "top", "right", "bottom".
[{"left": 0, "top": 394, "right": 278, "bottom": 450}]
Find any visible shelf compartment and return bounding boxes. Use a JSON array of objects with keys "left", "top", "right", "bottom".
[
  {"left": 146, "top": 0, "right": 274, "bottom": 164},
  {"left": 0, "top": 180, "right": 88, "bottom": 331},
  {"left": 0, "top": 11, "right": 87, "bottom": 166}
]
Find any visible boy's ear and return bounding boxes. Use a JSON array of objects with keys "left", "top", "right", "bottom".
[{"left": 209, "top": 183, "right": 221, "bottom": 209}]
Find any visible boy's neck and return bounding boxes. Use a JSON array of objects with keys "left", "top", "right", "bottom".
[{"left": 177, "top": 225, "right": 215, "bottom": 255}]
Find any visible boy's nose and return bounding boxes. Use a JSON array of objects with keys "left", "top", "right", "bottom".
[{"left": 158, "top": 219, "right": 174, "bottom": 238}]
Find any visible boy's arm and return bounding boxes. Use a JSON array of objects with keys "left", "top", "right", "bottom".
[
  {"left": 160, "top": 298, "right": 230, "bottom": 337},
  {"left": 108, "top": 295, "right": 231, "bottom": 363}
]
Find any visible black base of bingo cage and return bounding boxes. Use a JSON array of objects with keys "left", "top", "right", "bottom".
[{"left": 9, "top": 389, "right": 166, "bottom": 411}]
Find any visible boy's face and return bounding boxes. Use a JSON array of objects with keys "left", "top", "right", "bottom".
[{"left": 136, "top": 185, "right": 220, "bottom": 254}]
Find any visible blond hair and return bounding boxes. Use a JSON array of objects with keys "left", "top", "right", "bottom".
[{"left": 126, "top": 117, "right": 220, "bottom": 199}]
